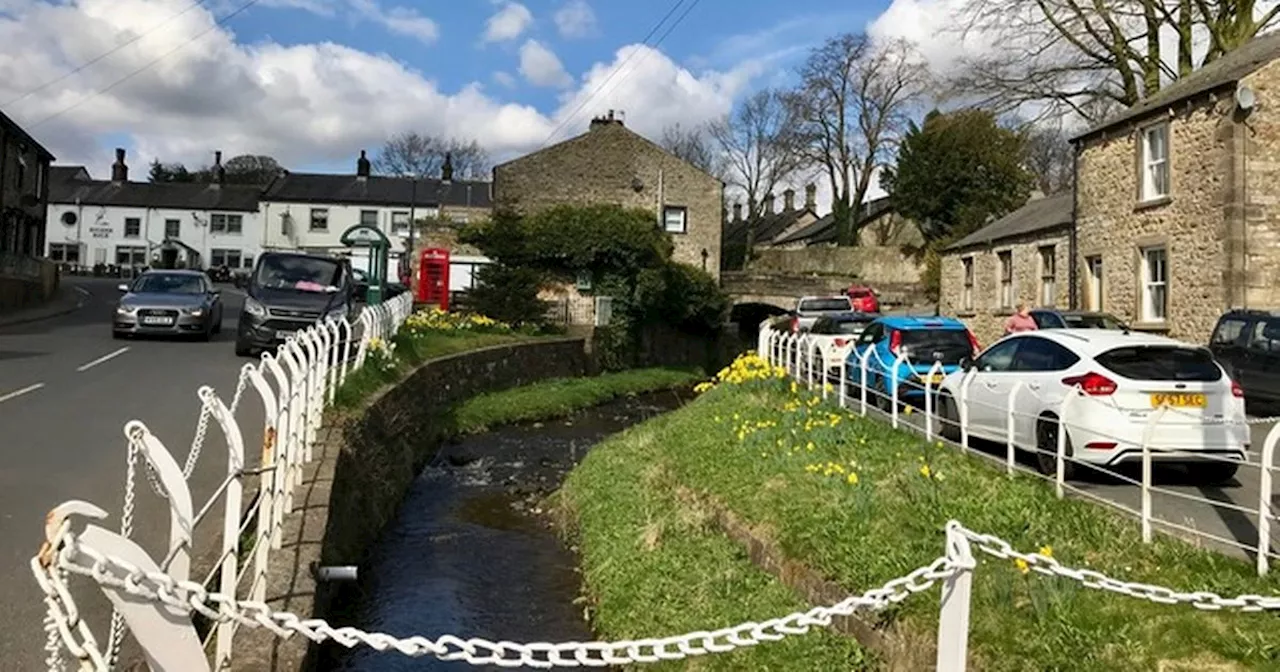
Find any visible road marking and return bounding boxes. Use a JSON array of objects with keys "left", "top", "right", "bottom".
[
  {"left": 0, "top": 383, "right": 44, "bottom": 404},
  {"left": 77, "top": 347, "right": 130, "bottom": 372},
  {"left": 73, "top": 286, "right": 91, "bottom": 297}
]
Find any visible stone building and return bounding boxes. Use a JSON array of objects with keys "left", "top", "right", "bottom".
[
  {"left": 1072, "top": 30, "right": 1280, "bottom": 341},
  {"left": 1, "top": 109, "right": 54, "bottom": 258},
  {"left": 492, "top": 111, "right": 724, "bottom": 279},
  {"left": 939, "top": 193, "right": 1073, "bottom": 346},
  {"left": 721, "top": 185, "right": 820, "bottom": 268}
]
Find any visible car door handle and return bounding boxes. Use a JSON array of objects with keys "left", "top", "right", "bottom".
[
  {"left": 1027, "top": 382, "right": 1042, "bottom": 391},
  {"left": 983, "top": 381, "right": 998, "bottom": 389}
]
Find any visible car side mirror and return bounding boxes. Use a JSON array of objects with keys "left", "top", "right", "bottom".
[
  {"left": 116, "top": 283, "right": 129, "bottom": 293},
  {"left": 960, "top": 357, "right": 974, "bottom": 371},
  {"left": 209, "top": 289, "right": 221, "bottom": 298}
]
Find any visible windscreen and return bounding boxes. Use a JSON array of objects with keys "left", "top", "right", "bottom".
[
  {"left": 1062, "top": 313, "right": 1126, "bottom": 329},
  {"left": 133, "top": 273, "right": 204, "bottom": 294},
  {"left": 799, "top": 298, "right": 852, "bottom": 312},
  {"left": 900, "top": 328, "right": 972, "bottom": 363},
  {"left": 833, "top": 319, "right": 872, "bottom": 335},
  {"left": 254, "top": 255, "right": 342, "bottom": 293},
  {"left": 1095, "top": 346, "right": 1222, "bottom": 382}
]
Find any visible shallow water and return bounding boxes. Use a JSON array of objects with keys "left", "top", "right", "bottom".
[{"left": 328, "top": 389, "right": 688, "bottom": 671}]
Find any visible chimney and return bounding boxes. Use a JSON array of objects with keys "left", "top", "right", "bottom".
[
  {"left": 589, "top": 109, "right": 625, "bottom": 130},
  {"left": 763, "top": 193, "right": 775, "bottom": 214},
  {"left": 783, "top": 188, "right": 795, "bottom": 211},
  {"left": 732, "top": 203, "right": 742, "bottom": 222},
  {"left": 804, "top": 183, "right": 816, "bottom": 210},
  {"left": 441, "top": 152, "right": 453, "bottom": 182},
  {"left": 356, "top": 149, "right": 371, "bottom": 179},
  {"left": 212, "top": 150, "right": 226, "bottom": 185},
  {"left": 110, "top": 148, "right": 128, "bottom": 183}
]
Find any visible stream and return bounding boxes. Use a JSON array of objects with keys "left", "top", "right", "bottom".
[{"left": 327, "top": 388, "right": 689, "bottom": 671}]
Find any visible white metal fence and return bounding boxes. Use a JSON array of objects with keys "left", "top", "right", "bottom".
[
  {"left": 31, "top": 291, "right": 412, "bottom": 672},
  {"left": 30, "top": 316, "right": 1280, "bottom": 671}
]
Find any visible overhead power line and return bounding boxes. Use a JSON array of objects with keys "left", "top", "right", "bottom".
[{"left": 26, "top": 0, "right": 262, "bottom": 130}]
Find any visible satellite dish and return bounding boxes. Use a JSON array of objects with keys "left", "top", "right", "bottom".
[
  {"left": 1236, "top": 85, "right": 1256, "bottom": 111},
  {"left": 60, "top": 211, "right": 77, "bottom": 226}
]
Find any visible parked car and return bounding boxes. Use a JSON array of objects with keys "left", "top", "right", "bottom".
[
  {"left": 790, "top": 295, "right": 855, "bottom": 333},
  {"left": 936, "top": 329, "right": 1247, "bottom": 482},
  {"left": 113, "top": 270, "right": 223, "bottom": 341},
  {"left": 847, "top": 316, "right": 981, "bottom": 411},
  {"left": 847, "top": 284, "right": 880, "bottom": 313},
  {"left": 1208, "top": 308, "right": 1280, "bottom": 405},
  {"left": 1030, "top": 309, "right": 1129, "bottom": 330},
  {"left": 235, "top": 252, "right": 357, "bottom": 357},
  {"left": 800, "top": 312, "right": 878, "bottom": 381}
]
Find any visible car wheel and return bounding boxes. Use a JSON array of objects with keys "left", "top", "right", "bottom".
[
  {"left": 212, "top": 314, "right": 222, "bottom": 335},
  {"left": 1035, "top": 414, "right": 1076, "bottom": 480},
  {"left": 1195, "top": 461, "right": 1239, "bottom": 484},
  {"left": 939, "top": 393, "right": 961, "bottom": 442},
  {"left": 234, "top": 338, "right": 253, "bottom": 357},
  {"left": 874, "top": 376, "right": 894, "bottom": 412}
]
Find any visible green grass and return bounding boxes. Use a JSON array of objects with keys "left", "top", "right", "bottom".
[
  {"left": 448, "top": 367, "right": 703, "bottom": 433},
  {"left": 559, "top": 375, "right": 1280, "bottom": 671}
]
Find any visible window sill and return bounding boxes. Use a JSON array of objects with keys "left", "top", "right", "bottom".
[
  {"left": 994, "top": 309, "right": 1014, "bottom": 317},
  {"left": 956, "top": 311, "right": 976, "bottom": 318},
  {"left": 1134, "top": 196, "right": 1171, "bottom": 212},
  {"left": 1130, "top": 321, "right": 1170, "bottom": 333}
]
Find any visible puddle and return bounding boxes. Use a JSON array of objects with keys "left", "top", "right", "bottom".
[{"left": 326, "top": 388, "right": 688, "bottom": 671}]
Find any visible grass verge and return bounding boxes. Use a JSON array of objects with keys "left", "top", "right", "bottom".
[
  {"left": 558, "top": 357, "right": 1280, "bottom": 671},
  {"left": 448, "top": 367, "right": 703, "bottom": 433}
]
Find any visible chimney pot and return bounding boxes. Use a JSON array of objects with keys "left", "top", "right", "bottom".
[
  {"left": 732, "top": 203, "right": 742, "bottom": 222},
  {"left": 111, "top": 147, "right": 128, "bottom": 182},
  {"left": 783, "top": 189, "right": 795, "bottom": 211},
  {"left": 804, "top": 183, "right": 816, "bottom": 210},
  {"left": 213, "top": 150, "right": 226, "bottom": 185},
  {"left": 441, "top": 152, "right": 453, "bottom": 183},
  {"left": 356, "top": 149, "right": 371, "bottom": 178},
  {"left": 763, "top": 193, "right": 775, "bottom": 214}
]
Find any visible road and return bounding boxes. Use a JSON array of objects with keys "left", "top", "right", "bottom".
[{"left": 0, "top": 277, "right": 267, "bottom": 668}]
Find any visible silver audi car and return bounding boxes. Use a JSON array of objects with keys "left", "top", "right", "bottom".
[{"left": 113, "top": 270, "right": 224, "bottom": 340}]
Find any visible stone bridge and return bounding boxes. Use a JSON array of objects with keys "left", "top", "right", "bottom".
[{"left": 722, "top": 271, "right": 926, "bottom": 328}]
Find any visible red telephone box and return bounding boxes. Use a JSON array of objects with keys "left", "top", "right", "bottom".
[{"left": 417, "top": 247, "right": 450, "bottom": 310}]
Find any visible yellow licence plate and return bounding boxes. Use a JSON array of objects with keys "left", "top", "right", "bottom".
[
  {"left": 1150, "top": 393, "right": 1206, "bottom": 408},
  {"left": 920, "top": 373, "right": 945, "bottom": 385}
]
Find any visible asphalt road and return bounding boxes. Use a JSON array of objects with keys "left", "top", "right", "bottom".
[{"left": 0, "top": 276, "right": 267, "bottom": 668}]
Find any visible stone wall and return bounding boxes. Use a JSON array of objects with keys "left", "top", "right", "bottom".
[
  {"left": 940, "top": 228, "right": 1071, "bottom": 346},
  {"left": 232, "top": 338, "right": 588, "bottom": 672},
  {"left": 493, "top": 119, "right": 724, "bottom": 280},
  {"left": 747, "top": 247, "right": 923, "bottom": 285},
  {"left": 1239, "top": 60, "right": 1280, "bottom": 310},
  {"left": 0, "top": 255, "right": 58, "bottom": 312}
]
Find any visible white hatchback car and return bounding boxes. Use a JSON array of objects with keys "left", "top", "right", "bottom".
[{"left": 935, "top": 329, "right": 1248, "bottom": 483}]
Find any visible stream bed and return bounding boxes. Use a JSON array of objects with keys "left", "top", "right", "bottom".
[{"left": 328, "top": 388, "right": 689, "bottom": 671}]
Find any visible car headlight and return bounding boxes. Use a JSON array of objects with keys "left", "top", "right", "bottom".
[
  {"left": 116, "top": 305, "right": 136, "bottom": 316},
  {"left": 184, "top": 307, "right": 204, "bottom": 317},
  {"left": 243, "top": 297, "right": 266, "bottom": 318}
]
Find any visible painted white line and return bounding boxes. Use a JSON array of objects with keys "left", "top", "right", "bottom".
[
  {"left": 0, "top": 383, "right": 45, "bottom": 404},
  {"left": 73, "top": 286, "right": 91, "bottom": 297},
  {"left": 77, "top": 347, "right": 130, "bottom": 372}
]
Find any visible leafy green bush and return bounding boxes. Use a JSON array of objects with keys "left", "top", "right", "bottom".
[{"left": 463, "top": 264, "right": 548, "bottom": 327}]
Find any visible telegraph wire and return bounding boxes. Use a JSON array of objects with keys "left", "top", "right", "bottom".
[
  {"left": 26, "top": 0, "right": 262, "bottom": 130},
  {"left": 584, "top": 0, "right": 703, "bottom": 122}
]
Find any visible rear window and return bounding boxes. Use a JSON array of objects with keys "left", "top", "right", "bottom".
[
  {"left": 799, "top": 298, "right": 852, "bottom": 312},
  {"left": 1211, "top": 317, "right": 1249, "bottom": 345},
  {"left": 901, "top": 328, "right": 970, "bottom": 349},
  {"left": 1095, "top": 346, "right": 1222, "bottom": 382},
  {"left": 1062, "top": 313, "right": 1126, "bottom": 329},
  {"left": 833, "top": 319, "right": 872, "bottom": 335}
]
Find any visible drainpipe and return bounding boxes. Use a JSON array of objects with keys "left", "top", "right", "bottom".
[{"left": 1068, "top": 142, "right": 1079, "bottom": 310}]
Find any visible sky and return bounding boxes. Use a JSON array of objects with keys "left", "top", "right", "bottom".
[{"left": 0, "top": 0, "right": 980, "bottom": 208}]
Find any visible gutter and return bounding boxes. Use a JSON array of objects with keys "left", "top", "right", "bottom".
[{"left": 1068, "top": 143, "right": 1079, "bottom": 310}]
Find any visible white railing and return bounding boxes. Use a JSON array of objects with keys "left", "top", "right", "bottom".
[
  {"left": 757, "top": 325, "right": 1280, "bottom": 576},
  {"left": 33, "top": 291, "right": 413, "bottom": 672}
]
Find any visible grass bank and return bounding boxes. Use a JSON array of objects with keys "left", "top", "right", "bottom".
[
  {"left": 447, "top": 367, "right": 702, "bottom": 434},
  {"left": 558, "top": 354, "right": 1280, "bottom": 671}
]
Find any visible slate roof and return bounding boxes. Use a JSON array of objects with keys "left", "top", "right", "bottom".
[
  {"left": 722, "top": 206, "right": 816, "bottom": 249},
  {"left": 49, "top": 165, "right": 90, "bottom": 184},
  {"left": 768, "top": 196, "right": 894, "bottom": 247},
  {"left": 1072, "top": 29, "right": 1280, "bottom": 142},
  {"left": 48, "top": 170, "right": 262, "bottom": 212},
  {"left": 0, "top": 108, "right": 54, "bottom": 161},
  {"left": 262, "top": 173, "right": 492, "bottom": 209},
  {"left": 943, "top": 192, "right": 1073, "bottom": 252}
]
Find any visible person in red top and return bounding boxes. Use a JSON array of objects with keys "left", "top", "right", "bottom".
[{"left": 1004, "top": 303, "right": 1038, "bottom": 334}]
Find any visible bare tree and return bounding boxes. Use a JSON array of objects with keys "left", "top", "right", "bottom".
[
  {"left": 707, "top": 89, "right": 808, "bottom": 251},
  {"left": 951, "top": 0, "right": 1280, "bottom": 123},
  {"left": 1020, "top": 122, "right": 1075, "bottom": 194},
  {"left": 790, "top": 35, "right": 926, "bottom": 247},
  {"left": 866, "top": 211, "right": 910, "bottom": 246},
  {"left": 374, "top": 132, "right": 491, "bottom": 179},
  {"left": 659, "top": 123, "right": 725, "bottom": 178}
]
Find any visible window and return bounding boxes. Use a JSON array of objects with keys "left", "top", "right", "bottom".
[
  {"left": 997, "top": 250, "right": 1013, "bottom": 309},
  {"left": 798, "top": 297, "right": 853, "bottom": 312},
  {"left": 1140, "top": 246, "right": 1167, "bottom": 322},
  {"left": 124, "top": 218, "right": 141, "bottom": 238},
  {"left": 1141, "top": 124, "right": 1170, "bottom": 201},
  {"left": 961, "top": 257, "right": 974, "bottom": 311},
  {"left": 360, "top": 210, "right": 378, "bottom": 228},
  {"left": 576, "top": 270, "right": 593, "bottom": 290},
  {"left": 164, "top": 219, "right": 180, "bottom": 239},
  {"left": 1212, "top": 317, "right": 1249, "bottom": 346},
  {"left": 16, "top": 154, "right": 26, "bottom": 189},
  {"left": 48, "top": 243, "right": 79, "bottom": 263},
  {"left": 975, "top": 339, "right": 1021, "bottom": 373},
  {"left": 210, "top": 249, "right": 243, "bottom": 268},
  {"left": 662, "top": 206, "right": 687, "bottom": 234},
  {"left": 1039, "top": 246, "right": 1056, "bottom": 307},
  {"left": 1096, "top": 345, "right": 1220, "bottom": 382},
  {"left": 1085, "top": 256, "right": 1103, "bottom": 311},
  {"left": 1011, "top": 337, "right": 1080, "bottom": 372},
  {"left": 310, "top": 208, "right": 329, "bottom": 231},
  {"left": 242, "top": 255, "right": 254, "bottom": 269},
  {"left": 1248, "top": 319, "right": 1280, "bottom": 354},
  {"left": 210, "top": 213, "right": 243, "bottom": 234},
  {"left": 115, "top": 245, "right": 146, "bottom": 265},
  {"left": 391, "top": 211, "right": 410, "bottom": 234}
]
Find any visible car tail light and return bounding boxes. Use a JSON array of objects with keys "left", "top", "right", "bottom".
[
  {"left": 1232, "top": 379, "right": 1245, "bottom": 398},
  {"left": 889, "top": 329, "right": 901, "bottom": 354},
  {"left": 967, "top": 329, "right": 981, "bottom": 356},
  {"left": 1062, "top": 372, "right": 1117, "bottom": 396},
  {"left": 834, "top": 338, "right": 848, "bottom": 347},
  {"left": 1084, "top": 441, "right": 1118, "bottom": 450},
  {"left": 790, "top": 316, "right": 799, "bottom": 333}
]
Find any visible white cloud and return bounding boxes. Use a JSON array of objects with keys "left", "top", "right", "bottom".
[
  {"left": 553, "top": 0, "right": 596, "bottom": 39},
  {"left": 0, "top": 0, "right": 755, "bottom": 174},
  {"left": 483, "top": 1, "right": 533, "bottom": 43},
  {"left": 492, "top": 71, "right": 517, "bottom": 88},
  {"left": 518, "top": 39, "right": 572, "bottom": 88},
  {"left": 347, "top": 0, "right": 439, "bottom": 44},
  {"left": 868, "top": 0, "right": 981, "bottom": 76}
]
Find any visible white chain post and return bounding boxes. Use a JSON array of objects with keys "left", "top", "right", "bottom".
[
  {"left": 122, "top": 422, "right": 195, "bottom": 582},
  {"left": 936, "top": 521, "right": 975, "bottom": 671},
  {"left": 859, "top": 347, "right": 871, "bottom": 417},
  {"left": 338, "top": 317, "right": 353, "bottom": 388},
  {"left": 1140, "top": 405, "right": 1169, "bottom": 544},
  {"left": 806, "top": 336, "right": 817, "bottom": 390},
  {"left": 262, "top": 354, "right": 291, "bottom": 551},
  {"left": 959, "top": 369, "right": 975, "bottom": 452},
  {"left": 196, "top": 386, "right": 245, "bottom": 670},
  {"left": 244, "top": 362, "right": 278, "bottom": 601},
  {"left": 925, "top": 361, "right": 943, "bottom": 441},
  {"left": 277, "top": 343, "right": 305, "bottom": 515},
  {"left": 837, "top": 350, "right": 847, "bottom": 408},
  {"left": 757, "top": 324, "right": 770, "bottom": 359},
  {"left": 890, "top": 351, "right": 908, "bottom": 429},
  {"left": 300, "top": 330, "right": 319, "bottom": 462},
  {"left": 1260, "top": 422, "right": 1280, "bottom": 576},
  {"left": 1006, "top": 381, "right": 1023, "bottom": 477},
  {"left": 326, "top": 319, "right": 341, "bottom": 405}
]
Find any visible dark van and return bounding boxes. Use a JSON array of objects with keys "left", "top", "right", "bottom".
[
  {"left": 234, "top": 252, "right": 357, "bottom": 357},
  {"left": 1208, "top": 309, "right": 1280, "bottom": 404}
]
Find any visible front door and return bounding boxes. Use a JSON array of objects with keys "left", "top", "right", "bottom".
[{"left": 160, "top": 248, "right": 178, "bottom": 269}]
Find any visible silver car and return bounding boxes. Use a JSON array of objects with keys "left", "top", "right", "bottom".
[{"left": 113, "top": 270, "right": 224, "bottom": 340}]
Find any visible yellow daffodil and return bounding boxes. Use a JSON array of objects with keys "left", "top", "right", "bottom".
[
  {"left": 919, "top": 464, "right": 932, "bottom": 479},
  {"left": 846, "top": 472, "right": 859, "bottom": 485},
  {"left": 1039, "top": 545, "right": 1053, "bottom": 558},
  {"left": 1014, "top": 558, "right": 1029, "bottom": 574}
]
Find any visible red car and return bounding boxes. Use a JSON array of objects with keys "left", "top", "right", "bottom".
[{"left": 847, "top": 285, "right": 879, "bottom": 313}]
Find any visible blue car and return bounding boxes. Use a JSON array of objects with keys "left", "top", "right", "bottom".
[{"left": 847, "top": 316, "right": 980, "bottom": 410}]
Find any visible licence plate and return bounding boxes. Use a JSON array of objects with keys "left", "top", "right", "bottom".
[
  {"left": 142, "top": 316, "right": 173, "bottom": 325},
  {"left": 920, "top": 373, "right": 945, "bottom": 385},
  {"left": 275, "top": 330, "right": 295, "bottom": 340},
  {"left": 1150, "top": 393, "right": 1206, "bottom": 408}
]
